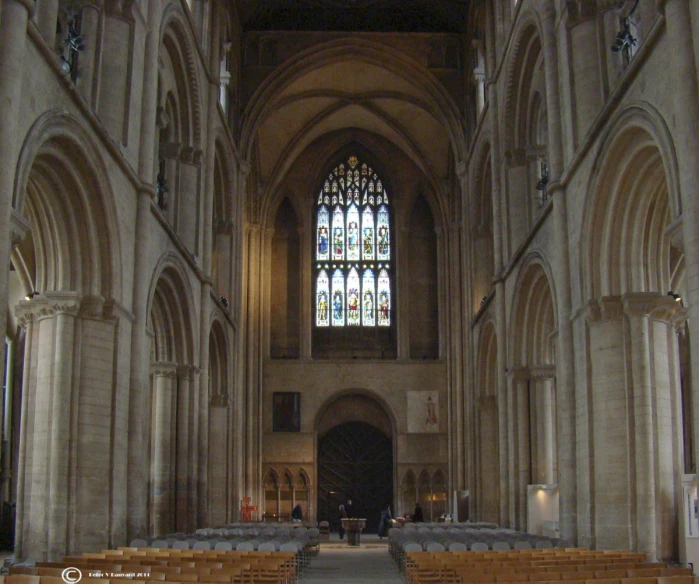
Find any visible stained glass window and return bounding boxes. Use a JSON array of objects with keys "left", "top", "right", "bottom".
[{"left": 315, "top": 155, "right": 392, "bottom": 328}]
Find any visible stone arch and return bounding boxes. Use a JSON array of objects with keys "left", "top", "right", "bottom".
[
  {"left": 208, "top": 318, "right": 229, "bottom": 397},
  {"left": 148, "top": 255, "right": 197, "bottom": 365},
  {"left": 240, "top": 38, "right": 467, "bottom": 164},
  {"left": 314, "top": 388, "right": 398, "bottom": 438},
  {"left": 509, "top": 254, "right": 557, "bottom": 365},
  {"left": 502, "top": 12, "right": 544, "bottom": 151},
  {"left": 581, "top": 103, "right": 682, "bottom": 299},
  {"left": 159, "top": 6, "right": 203, "bottom": 149},
  {"left": 11, "top": 111, "right": 122, "bottom": 299},
  {"left": 401, "top": 469, "right": 417, "bottom": 517}
]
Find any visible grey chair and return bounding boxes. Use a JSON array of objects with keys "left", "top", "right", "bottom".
[
  {"left": 236, "top": 542, "right": 254, "bottom": 551},
  {"left": 425, "top": 542, "right": 445, "bottom": 552},
  {"left": 447, "top": 542, "right": 467, "bottom": 551},
  {"left": 258, "top": 542, "right": 276, "bottom": 552},
  {"left": 514, "top": 541, "right": 532, "bottom": 550},
  {"left": 129, "top": 539, "right": 147, "bottom": 548},
  {"left": 536, "top": 540, "right": 553, "bottom": 549},
  {"left": 151, "top": 539, "right": 169, "bottom": 549},
  {"left": 471, "top": 542, "right": 489, "bottom": 551},
  {"left": 192, "top": 541, "right": 211, "bottom": 550},
  {"left": 172, "top": 540, "right": 189, "bottom": 549},
  {"left": 214, "top": 541, "right": 233, "bottom": 551},
  {"left": 492, "top": 541, "right": 511, "bottom": 551}
]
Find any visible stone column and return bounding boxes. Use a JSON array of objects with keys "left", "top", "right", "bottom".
[
  {"left": 398, "top": 225, "right": 412, "bottom": 360},
  {"left": 47, "top": 294, "right": 80, "bottom": 559},
  {"left": 485, "top": 0, "right": 509, "bottom": 527},
  {"left": 449, "top": 221, "right": 465, "bottom": 493},
  {"left": 151, "top": 362, "right": 177, "bottom": 537},
  {"left": 541, "top": 1, "right": 577, "bottom": 544},
  {"left": 586, "top": 297, "right": 628, "bottom": 550},
  {"left": 508, "top": 367, "right": 530, "bottom": 530},
  {"left": 198, "top": 3, "right": 221, "bottom": 529},
  {"left": 531, "top": 366, "right": 556, "bottom": 485},
  {"left": 175, "top": 365, "right": 191, "bottom": 532},
  {"left": 0, "top": 0, "right": 35, "bottom": 440},
  {"left": 664, "top": 0, "right": 699, "bottom": 477},
  {"left": 128, "top": 0, "right": 161, "bottom": 540}
]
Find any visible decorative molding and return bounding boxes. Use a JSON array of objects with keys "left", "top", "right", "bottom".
[
  {"left": 598, "top": 296, "right": 624, "bottom": 322},
  {"left": 45, "top": 291, "right": 82, "bottom": 317},
  {"left": 507, "top": 366, "right": 530, "bottom": 381}
]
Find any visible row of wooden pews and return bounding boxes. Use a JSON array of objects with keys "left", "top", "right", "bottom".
[
  {"left": 404, "top": 548, "right": 697, "bottom": 584},
  {"left": 3, "top": 547, "right": 299, "bottom": 584}
]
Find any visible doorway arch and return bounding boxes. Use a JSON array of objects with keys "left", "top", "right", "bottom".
[{"left": 315, "top": 391, "right": 395, "bottom": 531}]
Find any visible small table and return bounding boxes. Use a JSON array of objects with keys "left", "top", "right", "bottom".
[{"left": 341, "top": 518, "right": 366, "bottom": 546}]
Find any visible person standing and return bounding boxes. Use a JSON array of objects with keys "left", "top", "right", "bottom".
[
  {"left": 413, "top": 502, "right": 424, "bottom": 522},
  {"left": 378, "top": 504, "right": 393, "bottom": 538},
  {"left": 338, "top": 504, "right": 348, "bottom": 539},
  {"left": 345, "top": 499, "right": 353, "bottom": 518},
  {"left": 291, "top": 503, "right": 303, "bottom": 521}
]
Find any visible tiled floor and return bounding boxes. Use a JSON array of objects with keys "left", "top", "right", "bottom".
[{"left": 300, "top": 534, "right": 403, "bottom": 583}]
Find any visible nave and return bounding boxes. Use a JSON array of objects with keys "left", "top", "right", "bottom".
[{"left": 299, "top": 536, "right": 402, "bottom": 584}]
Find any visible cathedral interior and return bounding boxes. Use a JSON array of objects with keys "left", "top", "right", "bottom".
[{"left": 1, "top": 0, "right": 699, "bottom": 565}]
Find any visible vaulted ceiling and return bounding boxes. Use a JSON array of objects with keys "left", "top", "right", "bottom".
[{"left": 235, "top": 0, "right": 471, "bottom": 33}]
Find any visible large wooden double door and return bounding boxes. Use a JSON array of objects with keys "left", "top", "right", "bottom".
[{"left": 318, "top": 421, "right": 392, "bottom": 531}]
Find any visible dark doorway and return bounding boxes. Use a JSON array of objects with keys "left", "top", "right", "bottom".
[{"left": 318, "top": 421, "right": 392, "bottom": 531}]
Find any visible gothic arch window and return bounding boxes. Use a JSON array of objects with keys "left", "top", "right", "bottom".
[{"left": 315, "top": 155, "right": 392, "bottom": 329}]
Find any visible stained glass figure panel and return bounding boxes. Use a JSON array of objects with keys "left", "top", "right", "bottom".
[
  {"left": 316, "top": 270, "right": 330, "bottom": 327},
  {"left": 332, "top": 206, "right": 344, "bottom": 260},
  {"left": 347, "top": 268, "right": 360, "bottom": 326},
  {"left": 347, "top": 204, "right": 360, "bottom": 261},
  {"left": 377, "top": 269, "right": 391, "bottom": 326},
  {"left": 317, "top": 205, "right": 330, "bottom": 261},
  {"left": 377, "top": 205, "right": 390, "bottom": 260},
  {"left": 362, "top": 269, "right": 376, "bottom": 326},
  {"left": 331, "top": 269, "right": 345, "bottom": 326},
  {"left": 362, "top": 207, "right": 374, "bottom": 260}
]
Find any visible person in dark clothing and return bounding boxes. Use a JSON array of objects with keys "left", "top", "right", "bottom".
[
  {"left": 291, "top": 504, "right": 302, "bottom": 521},
  {"left": 413, "top": 502, "right": 424, "bottom": 522},
  {"left": 378, "top": 504, "right": 393, "bottom": 538},
  {"left": 345, "top": 499, "right": 353, "bottom": 518},
  {"left": 338, "top": 504, "right": 348, "bottom": 539}
]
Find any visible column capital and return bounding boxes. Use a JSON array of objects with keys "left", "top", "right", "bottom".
[
  {"left": 45, "top": 291, "right": 82, "bottom": 317},
  {"left": 151, "top": 362, "right": 178, "bottom": 379},
  {"left": 585, "top": 296, "right": 624, "bottom": 323},
  {"left": 622, "top": 292, "right": 678, "bottom": 320},
  {"left": 530, "top": 364, "right": 556, "bottom": 381},
  {"left": 507, "top": 366, "right": 530, "bottom": 381}
]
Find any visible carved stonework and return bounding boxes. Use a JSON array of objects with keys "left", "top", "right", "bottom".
[
  {"left": 45, "top": 292, "right": 82, "bottom": 317},
  {"left": 150, "top": 362, "right": 178, "bottom": 379},
  {"left": 181, "top": 147, "right": 204, "bottom": 166},
  {"left": 598, "top": 296, "right": 624, "bottom": 322},
  {"left": 623, "top": 292, "right": 678, "bottom": 323},
  {"left": 80, "top": 295, "right": 107, "bottom": 320},
  {"left": 530, "top": 364, "right": 556, "bottom": 381},
  {"left": 507, "top": 366, "right": 530, "bottom": 381}
]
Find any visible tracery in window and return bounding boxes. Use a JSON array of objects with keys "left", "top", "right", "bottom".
[{"left": 315, "top": 156, "right": 391, "bottom": 328}]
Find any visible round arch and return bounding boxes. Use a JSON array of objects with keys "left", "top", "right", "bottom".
[{"left": 580, "top": 103, "right": 682, "bottom": 299}]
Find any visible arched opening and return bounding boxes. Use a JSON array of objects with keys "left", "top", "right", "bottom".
[
  {"left": 316, "top": 392, "right": 394, "bottom": 531},
  {"left": 318, "top": 421, "right": 392, "bottom": 531}
]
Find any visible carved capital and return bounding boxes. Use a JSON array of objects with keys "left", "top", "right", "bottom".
[
  {"left": 530, "top": 364, "right": 556, "bottom": 381},
  {"left": 151, "top": 362, "right": 178, "bottom": 379},
  {"left": 80, "top": 295, "right": 107, "bottom": 319},
  {"left": 623, "top": 292, "right": 677, "bottom": 322},
  {"left": 181, "top": 147, "right": 204, "bottom": 166},
  {"left": 599, "top": 296, "right": 624, "bottom": 322},
  {"left": 507, "top": 366, "right": 530, "bottom": 382},
  {"left": 45, "top": 291, "right": 82, "bottom": 317}
]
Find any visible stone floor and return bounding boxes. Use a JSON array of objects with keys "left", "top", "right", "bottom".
[{"left": 300, "top": 533, "right": 403, "bottom": 583}]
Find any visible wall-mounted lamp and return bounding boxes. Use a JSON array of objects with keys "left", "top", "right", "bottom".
[{"left": 668, "top": 291, "right": 682, "bottom": 303}]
